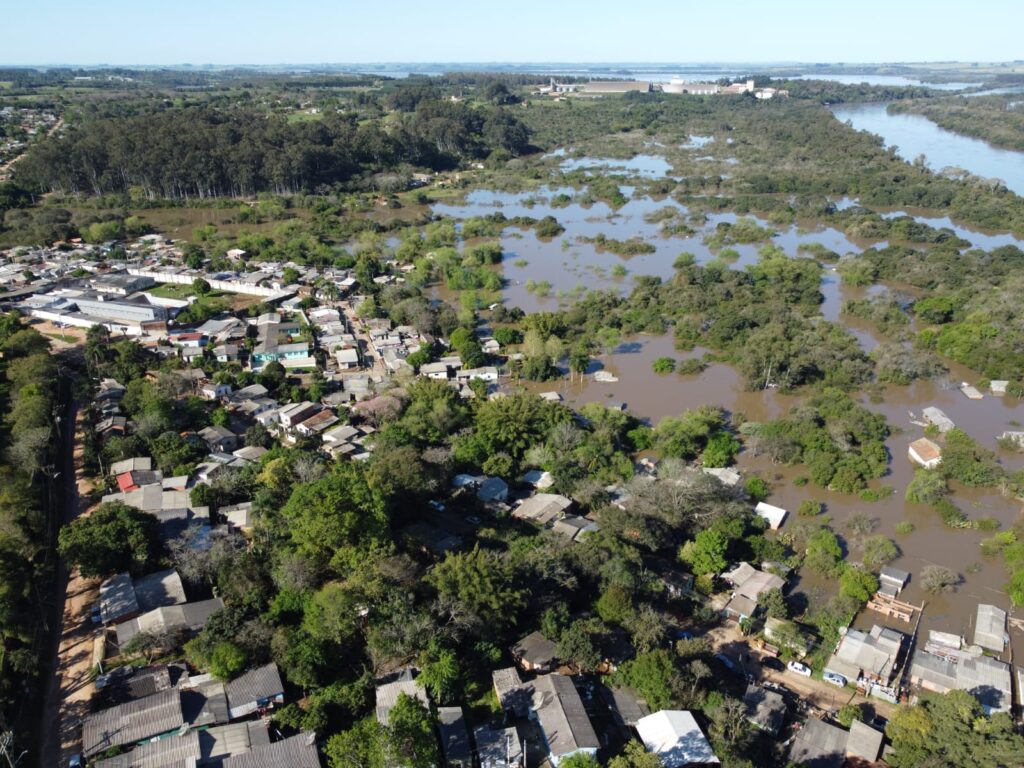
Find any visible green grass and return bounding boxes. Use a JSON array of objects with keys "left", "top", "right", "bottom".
[{"left": 147, "top": 283, "right": 199, "bottom": 299}]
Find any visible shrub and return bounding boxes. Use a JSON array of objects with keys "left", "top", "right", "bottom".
[
  {"left": 920, "top": 565, "right": 960, "bottom": 594},
  {"left": 652, "top": 357, "right": 676, "bottom": 375}
]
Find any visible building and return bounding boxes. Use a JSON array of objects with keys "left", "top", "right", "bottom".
[
  {"left": 279, "top": 401, "right": 320, "bottom": 429},
  {"left": 437, "top": 707, "right": 473, "bottom": 768},
  {"left": 221, "top": 731, "right": 322, "bottom": 768},
  {"left": 754, "top": 502, "right": 787, "bottom": 530},
  {"left": 909, "top": 650, "right": 1012, "bottom": 713},
  {"left": 846, "top": 719, "right": 885, "bottom": 763},
  {"left": 198, "top": 425, "right": 239, "bottom": 453},
  {"left": 529, "top": 674, "right": 600, "bottom": 766},
  {"left": 82, "top": 689, "right": 187, "bottom": 757},
  {"left": 721, "top": 562, "right": 786, "bottom": 621},
  {"left": 115, "top": 597, "right": 224, "bottom": 647},
  {"left": 787, "top": 718, "right": 848, "bottom": 768},
  {"left": 973, "top": 603, "right": 1007, "bottom": 653},
  {"left": 475, "top": 725, "right": 523, "bottom": 768},
  {"left": 878, "top": 566, "right": 910, "bottom": 597},
  {"left": 580, "top": 80, "right": 652, "bottom": 95},
  {"left": 663, "top": 79, "right": 721, "bottom": 95},
  {"left": 493, "top": 667, "right": 530, "bottom": 718},
  {"left": 93, "top": 721, "right": 270, "bottom": 767},
  {"left": 922, "top": 406, "right": 955, "bottom": 433},
  {"left": 742, "top": 684, "right": 786, "bottom": 735},
  {"left": 908, "top": 437, "right": 942, "bottom": 469},
  {"left": 375, "top": 671, "right": 429, "bottom": 726},
  {"left": 636, "top": 710, "right": 719, "bottom": 766},
  {"left": 98, "top": 569, "right": 187, "bottom": 625},
  {"left": 825, "top": 625, "right": 904, "bottom": 684},
  {"left": 226, "top": 663, "right": 285, "bottom": 719},
  {"left": 512, "top": 631, "right": 558, "bottom": 673},
  {"left": 512, "top": 493, "right": 573, "bottom": 525}
]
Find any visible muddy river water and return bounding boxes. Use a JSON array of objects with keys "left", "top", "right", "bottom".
[{"left": 432, "top": 171, "right": 1024, "bottom": 664}]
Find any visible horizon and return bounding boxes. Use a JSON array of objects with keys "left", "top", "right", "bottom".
[{"left": 4, "top": 0, "right": 1021, "bottom": 66}]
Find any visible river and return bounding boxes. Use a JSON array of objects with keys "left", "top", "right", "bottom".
[{"left": 832, "top": 102, "right": 1024, "bottom": 196}]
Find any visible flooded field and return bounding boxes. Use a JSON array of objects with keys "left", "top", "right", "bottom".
[{"left": 434, "top": 174, "right": 1024, "bottom": 663}]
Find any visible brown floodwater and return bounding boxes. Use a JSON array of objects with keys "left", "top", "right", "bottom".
[{"left": 434, "top": 179, "right": 1024, "bottom": 665}]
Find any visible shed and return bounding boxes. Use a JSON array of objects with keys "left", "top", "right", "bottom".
[
  {"left": 973, "top": 603, "right": 1007, "bottom": 652},
  {"left": 493, "top": 667, "right": 530, "bottom": 718},
  {"left": 879, "top": 566, "right": 910, "bottom": 596},
  {"left": 990, "top": 380, "right": 1009, "bottom": 395},
  {"left": 636, "top": 710, "right": 719, "bottom": 766},
  {"left": 846, "top": 720, "right": 884, "bottom": 762},
  {"left": 922, "top": 406, "right": 955, "bottom": 433}
]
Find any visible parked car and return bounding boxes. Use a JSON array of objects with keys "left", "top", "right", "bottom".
[
  {"left": 823, "top": 671, "right": 847, "bottom": 687},
  {"left": 672, "top": 628, "right": 693, "bottom": 640},
  {"left": 68, "top": 756, "right": 82, "bottom": 768},
  {"left": 95, "top": 665, "right": 135, "bottom": 690},
  {"left": 761, "top": 656, "right": 784, "bottom": 672},
  {"left": 787, "top": 661, "right": 812, "bottom": 677},
  {"left": 89, "top": 605, "right": 102, "bottom": 625},
  {"left": 714, "top": 653, "right": 737, "bottom": 672}
]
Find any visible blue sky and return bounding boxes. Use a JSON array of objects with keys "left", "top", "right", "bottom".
[{"left": 4, "top": 0, "right": 1020, "bottom": 66}]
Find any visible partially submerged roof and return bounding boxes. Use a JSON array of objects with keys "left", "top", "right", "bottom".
[
  {"left": 973, "top": 603, "right": 1007, "bottom": 652},
  {"left": 636, "top": 709, "right": 719, "bottom": 766}
]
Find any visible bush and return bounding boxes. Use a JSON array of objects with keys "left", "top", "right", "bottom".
[
  {"left": 920, "top": 565, "right": 960, "bottom": 594},
  {"left": 895, "top": 521, "right": 915, "bottom": 535},
  {"left": 652, "top": 357, "right": 676, "bottom": 375},
  {"left": 798, "top": 499, "right": 823, "bottom": 517}
]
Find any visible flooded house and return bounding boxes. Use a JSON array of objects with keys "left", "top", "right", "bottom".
[
  {"left": 908, "top": 437, "right": 942, "bottom": 469},
  {"left": 754, "top": 501, "right": 787, "bottom": 530},
  {"left": 921, "top": 406, "right": 955, "bottom": 433},
  {"left": 973, "top": 603, "right": 1008, "bottom": 653},
  {"left": 721, "top": 562, "right": 786, "bottom": 621},
  {"left": 909, "top": 650, "right": 1012, "bottom": 714}
]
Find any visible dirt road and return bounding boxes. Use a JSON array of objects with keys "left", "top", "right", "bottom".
[
  {"left": 705, "top": 623, "right": 897, "bottom": 720},
  {"left": 39, "top": 400, "right": 102, "bottom": 767}
]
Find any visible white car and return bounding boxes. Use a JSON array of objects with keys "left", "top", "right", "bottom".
[
  {"left": 787, "top": 661, "right": 812, "bottom": 677},
  {"left": 823, "top": 671, "right": 847, "bottom": 687}
]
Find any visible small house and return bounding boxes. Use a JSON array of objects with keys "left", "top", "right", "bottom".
[
  {"left": 512, "top": 631, "right": 558, "bottom": 673},
  {"left": 742, "top": 684, "right": 786, "bottom": 735},
  {"left": 636, "top": 710, "right": 719, "bottom": 767},
  {"left": 973, "top": 603, "right": 1007, "bottom": 653},
  {"left": 375, "top": 670, "right": 429, "bottom": 726},
  {"left": 922, "top": 406, "right": 955, "bottom": 433},
  {"left": 754, "top": 501, "right": 787, "bottom": 530},
  {"left": 437, "top": 707, "right": 472, "bottom": 768},
  {"left": 530, "top": 674, "right": 599, "bottom": 766},
  {"left": 878, "top": 566, "right": 910, "bottom": 597},
  {"left": 493, "top": 667, "right": 530, "bottom": 718},
  {"left": 909, "top": 437, "right": 942, "bottom": 469},
  {"left": 198, "top": 425, "right": 238, "bottom": 453},
  {"left": 475, "top": 725, "right": 523, "bottom": 768}
]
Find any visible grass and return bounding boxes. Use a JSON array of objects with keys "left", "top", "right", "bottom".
[{"left": 147, "top": 283, "right": 202, "bottom": 299}]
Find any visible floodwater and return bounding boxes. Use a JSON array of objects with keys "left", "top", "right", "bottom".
[
  {"left": 432, "top": 171, "right": 1024, "bottom": 661},
  {"left": 794, "top": 74, "right": 980, "bottom": 90},
  {"left": 559, "top": 154, "right": 675, "bottom": 177},
  {"left": 832, "top": 102, "right": 1024, "bottom": 196}
]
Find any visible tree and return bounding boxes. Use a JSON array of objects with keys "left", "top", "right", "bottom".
[
  {"left": 920, "top": 565, "right": 960, "bottom": 594},
  {"left": 839, "top": 567, "right": 879, "bottom": 603},
  {"left": 57, "top": 502, "right": 160, "bottom": 577},
  {"left": 609, "top": 741, "right": 662, "bottom": 768},
  {"left": 679, "top": 529, "right": 729, "bottom": 576},
  {"left": 614, "top": 650, "right": 681, "bottom": 711},
  {"left": 192, "top": 277, "right": 212, "bottom": 295},
  {"left": 559, "top": 755, "right": 600, "bottom": 768},
  {"left": 596, "top": 584, "right": 634, "bottom": 625},
  {"left": 386, "top": 693, "right": 438, "bottom": 768},
  {"left": 760, "top": 587, "right": 788, "bottom": 619},
  {"left": 326, "top": 717, "right": 386, "bottom": 768},
  {"left": 428, "top": 546, "right": 526, "bottom": 630},
  {"left": 557, "top": 622, "right": 601, "bottom": 672},
  {"left": 701, "top": 432, "right": 741, "bottom": 468},
  {"left": 837, "top": 703, "right": 865, "bottom": 728},
  {"left": 205, "top": 642, "right": 247, "bottom": 680},
  {"left": 804, "top": 528, "right": 844, "bottom": 577},
  {"left": 652, "top": 357, "right": 676, "bottom": 374},
  {"left": 417, "top": 643, "right": 460, "bottom": 704},
  {"left": 905, "top": 469, "right": 947, "bottom": 504},
  {"left": 861, "top": 535, "right": 899, "bottom": 570}
]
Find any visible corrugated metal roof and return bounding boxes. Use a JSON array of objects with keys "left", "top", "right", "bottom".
[
  {"left": 221, "top": 732, "right": 321, "bottom": 768},
  {"left": 530, "top": 674, "right": 599, "bottom": 757},
  {"left": 82, "top": 689, "right": 183, "bottom": 757},
  {"left": 226, "top": 663, "right": 284, "bottom": 719}
]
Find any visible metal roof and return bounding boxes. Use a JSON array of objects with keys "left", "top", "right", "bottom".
[
  {"left": 437, "top": 706, "right": 472, "bottom": 766},
  {"left": 221, "top": 731, "right": 321, "bottom": 768},
  {"left": 743, "top": 684, "right": 786, "bottom": 734},
  {"left": 973, "top": 603, "right": 1007, "bottom": 652},
  {"left": 787, "top": 718, "right": 846, "bottom": 768},
  {"left": 100, "top": 573, "right": 139, "bottom": 624},
  {"left": 636, "top": 710, "right": 719, "bottom": 766},
  {"left": 512, "top": 631, "right": 557, "bottom": 665},
  {"left": 226, "top": 663, "right": 284, "bottom": 719},
  {"left": 375, "top": 673, "right": 429, "bottom": 726},
  {"left": 846, "top": 720, "right": 884, "bottom": 761},
  {"left": 82, "top": 688, "right": 183, "bottom": 757},
  {"left": 474, "top": 725, "right": 522, "bottom": 768},
  {"left": 530, "top": 674, "right": 599, "bottom": 757}
]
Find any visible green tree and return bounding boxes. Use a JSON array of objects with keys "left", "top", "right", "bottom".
[
  {"left": 386, "top": 693, "right": 438, "bottom": 768},
  {"left": 417, "top": 643, "right": 461, "bottom": 704},
  {"left": 905, "top": 469, "right": 947, "bottom": 504},
  {"left": 861, "top": 535, "right": 899, "bottom": 570},
  {"left": 679, "top": 529, "right": 729, "bottom": 576},
  {"left": 701, "top": 432, "right": 741, "bottom": 468},
  {"left": 326, "top": 717, "right": 386, "bottom": 768},
  {"left": 837, "top": 703, "right": 865, "bottom": 728},
  {"left": 428, "top": 546, "right": 526, "bottom": 629},
  {"left": 839, "top": 567, "right": 879, "bottom": 603},
  {"left": 192, "top": 277, "right": 212, "bottom": 295},
  {"left": 596, "top": 584, "right": 634, "bottom": 625},
  {"left": 805, "top": 528, "right": 844, "bottom": 577},
  {"left": 613, "top": 649, "right": 681, "bottom": 711},
  {"left": 57, "top": 502, "right": 160, "bottom": 577}
]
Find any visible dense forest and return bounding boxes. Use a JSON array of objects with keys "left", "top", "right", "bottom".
[
  {"left": 889, "top": 95, "right": 1024, "bottom": 152},
  {"left": 15, "top": 100, "right": 530, "bottom": 198}
]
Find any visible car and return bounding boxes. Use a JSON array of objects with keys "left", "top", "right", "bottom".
[
  {"left": 823, "top": 671, "right": 847, "bottom": 687},
  {"left": 68, "top": 755, "right": 82, "bottom": 768},
  {"left": 672, "top": 628, "right": 693, "bottom": 640},
  {"left": 714, "top": 653, "right": 737, "bottom": 671},
  {"left": 95, "top": 665, "right": 135, "bottom": 690},
  {"left": 787, "top": 661, "right": 812, "bottom": 677},
  {"left": 761, "top": 656, "right": 784, "bottom": 672},
  {"left": 89, "top": 605, "right": 102, "bottom": 625}
]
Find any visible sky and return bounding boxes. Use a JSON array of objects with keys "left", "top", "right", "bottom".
[{"left": 4, "top": 0, "right": 1021, "bottom": 66}]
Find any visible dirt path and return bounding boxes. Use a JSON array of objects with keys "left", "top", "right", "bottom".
[
  {"left": 705, "top": 623, "right": 897, "bottom": 720},
  {"left": 39, "top": 400, "right": 102, "bottom": 767}
]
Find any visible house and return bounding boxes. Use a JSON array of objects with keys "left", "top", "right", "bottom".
[
  {"left": 116, "top": 468, "right": 163, "bottom": 492},
  {"left": 82, "top": 689, "right": 185, "bottom": 757},
  {"left": 754, "top": 501, "right": 787, "bottom": 530},
  {"left": 199, "top": 425, "right": 238, "bottom": 453},
  {"left": 232, "top": 446, "right": 267, "bottom": 462},
  {"left": 703, "top": 467, "right": 741, "bottom": 486},
  {"left": 580, "top": 80, "right": 652, "bottom": 94},
  {"left": 493, "top": 667, "right": 530, "bottom": 718},
  {"left": 375, "top": 671, "right": 429, "bottom": 726},
  {"left": 296, "top": 409, "right": 339, "bottom": 436},
  {"left": 109, "top": 457, "right": 152, "bottom": 475},
  {"left": 222, "top": 501, "right": 255, "bottom": 535},
  {"left": 512, "top": 493, "right": 573, "bottom": 525},
  {"left": 334, "top": 347, "right": 361, "bottom": 369},
  {"left": 213, "top": 344, "right": 241, "bottom": 363},
  {"left": 452, "top": 474, "right": 509, "bottom": 503},
  {"left": 552, "top": 515, "right": 597, "bottom": 541},
  {"left": 825, "top": 625, "right": 904, "bottom": 684},
  {"left": 908, "top": 437, "right": 942, "bottom": 469},
  {"left": 522, "top": 469, "right": 555, "bottom": 489},
  {"left": 787, "top": 718, "right": 848, "bottom": 768},
  {"left": 922, "top": 406, "right": 955, "bottom": 433},
  {"left": 909, "top": 650, "right": 1012, "bottom": 713},
  {"left": 93, "top": 721, "right": 270, "bottom": 767},
  {"left": 437, "top": 707, "right": 473, "bottom": 768},
  {"left": 221, "top": 731, "right": 321, "bottom": 768},
  {"left": 636, "top": 710, "right": 719, "bottom": 766},
  {"left": 420, "top": 361, "right": 452, "bottom": 379},
  {"left": 530, "top": 674, "right": 600, "bottom": 766},
  {"left": 225, "top": 663, "right": 285, "bottom": 719},
  {"left": 722, "top": 562, "right": 786, "bottom": 620},
  {"left": 973, "top": 603, "right": 1007, "bottom": 653},
  {"left": 846, "top": 719, "right": 884, "bottom": 763},
  {"left": 98, "top": 569, "right": 186, "bottom": 625},
  {"left": 742, "top": 684, "right": 786, "bottom": 735},
  {"left": 201, "top": 381, "right": 232, "bottom": 400},
  {"left": 878, "top": 566, "right": 910, "bottom": 597},
  {"left": 990, "top": 380, "right": 1009, "bottom": 395},
  {"left": 115, "top": 597, "right": 224, "bottom": 647},
  {"left": 475, "top": 725, "right": 523, "bottom": 768},
  {"left": 512, "top": 631, "right": 558, "bottom": 673},
  {"left": 278, "top": 401, "right": 320, "bottom": 429}
]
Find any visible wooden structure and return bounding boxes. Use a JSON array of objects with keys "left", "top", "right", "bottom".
[{"left": 867, "top": 592, "right": 921, "bottom": 622}]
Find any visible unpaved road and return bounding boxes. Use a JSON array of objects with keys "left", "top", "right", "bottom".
[
  {"left": 705, "top": 622, "right": 897, "bottom": 720},
  {"left": 39, "top": 400, "right": 102, "bottom": 767}
]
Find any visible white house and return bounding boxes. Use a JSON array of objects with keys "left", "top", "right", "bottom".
[
  {"left": 754, "top": 502, "right": 787, "bottom": 530},
  {"left": 909, "top": 438, "right": 942, "bottom": 469}
]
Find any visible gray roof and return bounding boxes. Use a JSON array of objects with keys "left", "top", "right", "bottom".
[
  {"left": 93, "top": 721, "right": 267, "bottom": 768},
  {"left": 492, "top": 667, "right": 528, "bottom": 713},
  {"left": 132, "top": 569, "right": 187, "bottom": 612},
  {"left": 788, "top": 718, "right": 847, "bottom": 768},
  {"left": 115, "top": 597, "right": 223, "bottom": 646},
  {"left": 530, "top": 674, "right": 600, "bottom": 757},
  {"left": 973, "top": 603, "right": 1007, "bottom": 652},
  {"left": 222, "top": 731, "right": 321, "bottom": 768},
  {"left": 375, "top": 673, "right": 429, "bottom": 725},
  {"left": 910, "top": 649, "right": 1012, "bottom": 712},
  {"left": 100, "top": 573, "right": 139, "bottom": 625},
  {"left": 846, "top": 720, "right": 884, "bottom": 761},
  {"left": 226, "top": 663, "right": 284, "bottom": 719},
  {"left": 82, "top": 688, "right": 183, "bottom": 757},
  {"left": 743, "top": 684, "right": 787, "bottom": 734},
  {"left": 437, "top": 706, "right": 472, "bottom": 766},
  {"left": 512, "top": 631, "right": 557, "bottom": 666},
  {"left": 475, "top": 725, "right": 522, "bottom": 768}
]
